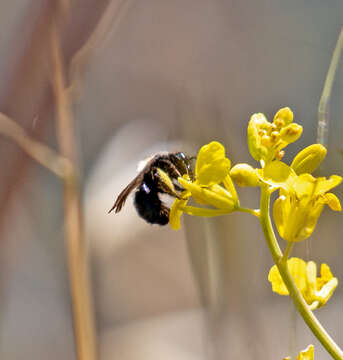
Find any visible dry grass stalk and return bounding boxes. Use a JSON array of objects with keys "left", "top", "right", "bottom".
[{"left": 50, "top": 20, "right": 97, "bottom": 360}]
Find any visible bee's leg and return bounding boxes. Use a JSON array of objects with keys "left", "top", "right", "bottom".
[
  {"left": 155, "top": 158, "right": 190, "bottom": 192},
  {"left": 155, "top": 159, "right": 183, "bottom": 179},
  {"left": 173, "top": 183, "right": 184, "bottom": 192},
  {"left": 153, "top": 167, "right": 182, "bottom": 198}
]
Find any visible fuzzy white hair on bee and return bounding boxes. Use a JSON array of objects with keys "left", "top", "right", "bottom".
[{"left": 137, "top": 152, "right": 169, "bottom": 172}]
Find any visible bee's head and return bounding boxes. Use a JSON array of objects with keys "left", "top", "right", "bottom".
[{"left": 174, "top": 152, "right": 195, "bottom": 181}]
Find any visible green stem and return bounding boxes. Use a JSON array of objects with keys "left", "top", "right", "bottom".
[
  {"left": 237, "top": 206, "right": 260, "bottom": 218},
  {"left": 281, "top": 242, "right": 294, "bottom": 263},
  {"left": 260, "top": 184, "right": 343, "bottom": 360}
]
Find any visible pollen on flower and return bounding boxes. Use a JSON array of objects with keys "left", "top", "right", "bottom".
[
  {"left": 258, "top": 129, "right": 267, "bottom": 136},
  {"left": 275, "top": 150, "right": 285, "bottom": 160},
  {"left": 261, "top": 135, "right": 271, "bottom": 147},
  {"left": 274, "top": 118, "right": 285, "bottom": 128},
  {"left": 271, "top": 131, "right": 281, "bottom": 142}
]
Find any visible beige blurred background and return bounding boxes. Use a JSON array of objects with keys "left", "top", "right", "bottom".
[{"left": 0, "top": 1, "right": 343, "bottom": 359}]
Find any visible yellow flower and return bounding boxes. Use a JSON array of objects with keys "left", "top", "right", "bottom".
[
  {"left": 268, "top": 258, "right": 338, "bottom": 310},
  {"left": 169, "top": 197, "right": 189, "bottom": 231},
  {"left": 169, "top": 141, "right": 239, "bottom": 230},
  {"left": 273, "top": 173, "right": 342, "bottom": 242},
  {"left": 195, "top": 141, "right": 231, "bottom": 185},
  {"left": 247, "top": 107, "right": 302, "bottom": 164},
  {"left": 258, "top": 154, "right": 341, "bottom": 242}
]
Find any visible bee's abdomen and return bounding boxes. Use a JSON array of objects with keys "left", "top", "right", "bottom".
[{"left": 134, "top": 185, "right": 169, "bottom": 225}]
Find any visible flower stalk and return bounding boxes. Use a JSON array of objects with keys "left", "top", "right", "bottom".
[{"left": 260, "top": 184, "right": 343, "bottom": 360}]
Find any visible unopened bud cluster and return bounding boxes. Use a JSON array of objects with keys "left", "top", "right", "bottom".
[{"left": 248, "top": 107, "right": 303, "bottom": 163}]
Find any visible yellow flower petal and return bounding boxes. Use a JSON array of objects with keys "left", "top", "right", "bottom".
[
  {"left": 314, "top": 263, "right": 338, "bottom": 308},
  {"left": 321, "top": 193, "right": 342, "bottom": 211},
  {"left": 292, "top": 174, "right": 316, "bottom": 198},
  {"left": 178, "top": 178, "right": 236, "bottom": 210},
  {"left": 316, "top": 278, "right": 338, "bottom": 308},
  {"left": 305, "top": 261, "right": 317, "bottom": 305},
  {"left": 296, "top": 345, "right": 314, "bottom": 360},
  {"left": 316, "top": 263, "right": 334, "bottom": 289},
  {"left": 169, "top": 198, "right": 188, "bottom": 230},
  {"left": 268, "top": 258, "right": 307, "bottom": 296},
  {"left": 260, "top": 161, "right": 296, "bottom": 189},
  {"left": 247, "top": 113, "right": 270, "bottom": 161},
  {"left": 195, "top": 141, "right": 231, "bottom": 186},
  {"left": 222, "top": 175, "right": 239, "bottom": 203},
  {"left": 315, "top": 175, "right": 342, "bottom": 195},
  {"left": 273, "top": 195, "right": 290, "bottom": 241},
  {"left": 268, "top": 264, "right": 289, "bottom": 295}
]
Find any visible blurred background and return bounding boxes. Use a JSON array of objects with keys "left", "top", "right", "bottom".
[{"left": 0, "top": 1, "right": 343, "bottom": 359}]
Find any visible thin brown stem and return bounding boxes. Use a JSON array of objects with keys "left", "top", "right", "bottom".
[
  {"left": 0, "top": 112, "right": 70, "bottom": 178},
  {"left": 51, "top": 21, "right": 97, "bottom": 360}
]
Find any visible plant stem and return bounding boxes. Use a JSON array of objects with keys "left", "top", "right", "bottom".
[
  {"left": 260, "top": 184, "right": 343, "bottom": 360},
  {"left": 317, "top": 26, "right": 343, "bottom": 147},
  {"left": 51, "top": 22, "right": 97, "bottom": 360},
  {"left": 281, "top": 242, "right": 294, "bottom": 263},
  {"left": 237, "top": 206, "right": 261, "bottom": 218}
]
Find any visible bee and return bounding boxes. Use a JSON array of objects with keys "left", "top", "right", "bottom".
[{"left": 109, "top": 152, "right": 194, "bottom": 225}]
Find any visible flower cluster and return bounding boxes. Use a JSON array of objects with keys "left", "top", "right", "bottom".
[
  {"left": 167, "top": 106, "right": 342, "bottom": 358},
  {"left": 169, "top": 106, "right": 341, "bottom": 315},
  {"left": 170, "top": 108, "right": 342, "bottom": 243},
  {"left": 247, "top": 107, "right": 302, "bottom": 163},
  {"left": 259, "top": 160, "right": 341, "bottom": 242}
]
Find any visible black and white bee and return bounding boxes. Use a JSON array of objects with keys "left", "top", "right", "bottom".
[{"left": 109, "top": 152, "right": 194, "bottom": 225}]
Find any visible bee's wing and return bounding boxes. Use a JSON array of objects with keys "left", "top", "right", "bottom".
[{"left": 108, "top": 173, "right": 144, "bottom": 213}]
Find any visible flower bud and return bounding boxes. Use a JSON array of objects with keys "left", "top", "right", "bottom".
[
  {"left": 291, "top": 144, "right": 327, "bottom": 175},
  {"left": 230, "top": 163, "right": 259, "bottom": 187},
  {"left": 273, "top": 107, "right": 293, "bottom": 125},
  {"left": 247, "top": 113, "right": 269, "bottom": 161},
  {"left": 248, "top": 108, "right": 302, "bottom": 163},
  {"left": 280, "top": 123, "right": 303, "bottom": 143}
]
